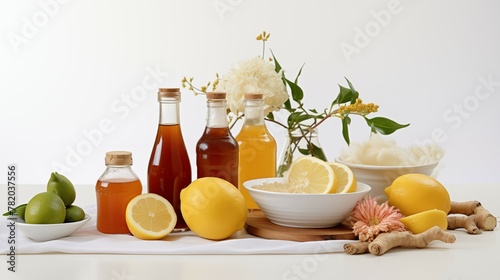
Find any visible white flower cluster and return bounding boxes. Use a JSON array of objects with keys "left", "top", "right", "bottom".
[{"left": 216, "top": 56, "right": 289, "bottom": 116}]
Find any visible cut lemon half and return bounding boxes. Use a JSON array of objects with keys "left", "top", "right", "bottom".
[
  {"left": 328, "top": 162, "right": 357, "bottom": 193},
  {"left": 399, "top": 209, "right": 448, "bottom": 234},
  {"left": 286, "top": 156, "right": 337, "bottom": 194},
  {"left": 125, "top": 193, "right": 177, "bottom": 240}
]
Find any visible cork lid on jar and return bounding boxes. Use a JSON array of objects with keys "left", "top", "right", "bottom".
[
  {"left": 158, "top": 88, "right": 180, "bottom": 100},
  {"left": 244, "top": 92, "right": 263, "bottom": 100},
  {"left": 105, "top": 151, "right": 133, "bottom": 166},
  {"left": 206, "top": 92, "right": 227, "bottom": 100}
]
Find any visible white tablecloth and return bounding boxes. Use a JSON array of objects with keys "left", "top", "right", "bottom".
[{"left": 0, "top": 205, "right": 353, "bottom": 255}]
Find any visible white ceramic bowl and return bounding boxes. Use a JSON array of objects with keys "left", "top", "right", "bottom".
[
  {"left": 16, "top": 215, "right": 91, "bottom": 242},
  {"left": 335, "top": 158, "right": 439, "bottom": 200},
  {"left": 243, "top": 178, "right": 371, "bottom": 228}
]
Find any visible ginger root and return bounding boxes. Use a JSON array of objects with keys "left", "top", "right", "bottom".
[
  {"left": 344, "top": 226, "right": 456, "bottom": 256},
  {"left": 344, "top": 241, "right": 369, "bottom": 255},
  {"left": 447, "top": 200, "right": 497, "bottom": 234}
]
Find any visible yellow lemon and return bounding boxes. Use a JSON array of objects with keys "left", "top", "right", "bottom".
[
  {"left": 180, "top": 177, "right": 247, "bottom": 240},
  {"left": 286, "top": 156, "right": 337, "bottom": 194},
  {"left": 385, "top": 173, "right": 451, "bottom": 216},
  {"left": 328, "top": 162, "right": 357, "bottom": 193},
  {"left": 400, "top": 209, "right": 448, "bottom": 234},
  {"left": 125, "top": 193, "right": 177, "bottom": 240}
]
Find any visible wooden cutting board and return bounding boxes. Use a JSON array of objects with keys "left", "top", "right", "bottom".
[{"left": 244, "top": 210, "right": 356, "bottom": 242}]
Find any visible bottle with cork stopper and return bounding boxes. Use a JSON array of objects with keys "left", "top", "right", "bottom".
[
  {"left": 96, "top": 151, "right": 142, "bottom": 234},
  {"left": 147, "top": 88, "right": 191, "bottom": 232},
  {"left": 235, "top": 92, "right": 277, "bottom": 210},
  {"left": 196, "top": 92, "right": 239, "bottom": 186}
]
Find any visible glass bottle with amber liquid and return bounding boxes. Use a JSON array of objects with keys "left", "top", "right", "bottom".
[
  {"left": 96, "top": 151, "right": 142, "bottom": 234},
  {"left": 196, "top": 92, "right": 238, "bottom": 186},
  {"left": 147, "top": 88, "right": 191, "bottom": 232},
  {"left": 236, "top": 93, "right": 276, "bottom": 210}
]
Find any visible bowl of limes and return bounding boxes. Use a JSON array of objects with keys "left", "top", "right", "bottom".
[
  {"left": 3, "top": 172, "right": 89, "bottom": 242},
  {"left": 16, "top": 214, "right": 91, "bottom": 242}
]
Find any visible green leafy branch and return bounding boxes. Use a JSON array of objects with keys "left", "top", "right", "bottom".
[
  {"left": 265, "top": 46, "right": 408, "bottom": 149},
  {"left": 182, "top": 31, "right": 410, "bottom": 167}
]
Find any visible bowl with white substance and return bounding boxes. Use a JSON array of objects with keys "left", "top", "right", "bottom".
[
  {"left": 243, "top": 177, "right": 371, "bottom": 228},
  {"left": 336, "top": 135, "right": 443, "bottom": 201}
]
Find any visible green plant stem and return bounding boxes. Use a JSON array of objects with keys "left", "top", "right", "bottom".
[
  {"left": 263, "top": 118, "right": 289, "bottom": 129},
  {"left": 183, "top": 80, "right": 206, "bottom": 95},
  {"left": 229, "top": 114, "right": 246, "bottom": 129},
  {"left": 262, "top": 40, "right": 266, "bottom": 59},
  {"left": 309, "top": 110, "right": 339, "bottom": 131},
  {"left": 308, "top": 107, "right": 368, "bottom": 132}
]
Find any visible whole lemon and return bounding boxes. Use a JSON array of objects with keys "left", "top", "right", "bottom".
[
  {"left": 25, "top": 192, "right": 66, "bottom": 224},
  {"left": 384, "top": 173, "right": 451, "bottom": 216},
  {"left": 180, "top": 177, "right": 247, "bottom": 240}
]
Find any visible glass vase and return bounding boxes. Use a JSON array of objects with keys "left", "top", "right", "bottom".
[{"left": 277, "top": 128, "right": 328, "bottom": 177}]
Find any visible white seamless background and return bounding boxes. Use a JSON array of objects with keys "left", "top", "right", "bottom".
[{"left": 1, "top": 0, "right": 499, "bottom": 189}]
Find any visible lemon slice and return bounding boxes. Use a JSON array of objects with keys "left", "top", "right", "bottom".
[
  {"left": 328, "top": 162, "right": 357, "bottom": 193},
  {"left": 125, "top": 193, "right": 177, "bottom": 240},
  {"left": 286, "top": 156, "right": 337, "bottom": 194}
]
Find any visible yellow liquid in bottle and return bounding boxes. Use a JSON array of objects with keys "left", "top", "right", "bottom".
[{"left": 236, "top": 124, "right": 276, "bottom": 209}]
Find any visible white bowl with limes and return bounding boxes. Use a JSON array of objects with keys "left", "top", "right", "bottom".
[
  {"left": 16, "top": 215, "right": 91, "bottom": 242},
  {"left": 244, "top": 178, "right": 371, "bottom": 228}
]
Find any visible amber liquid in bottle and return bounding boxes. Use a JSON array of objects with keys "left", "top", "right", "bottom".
[
  {"left": 148, "top": 88, "right": 191, "bottom": 231},
  {"left": 236, "top": 93, "right": 276, "bottom": 210},
  {"left": 196, "top": 92, "right": 239, "bottom": 186},
  {"left": 96, "top": 151, "right": 142, "bottom": 234},
  {"left": 96, "top": 179, "right": 142, "bottom": 234}
]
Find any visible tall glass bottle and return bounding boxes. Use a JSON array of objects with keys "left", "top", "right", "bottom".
[
  {"left": 96, "top": 151, "right": 142, "bottom": 234},
  {"left": 236, "top": 92, "right": 277, "bottom": 209},
  {"left": 196, "top": 92, "right": 239, "bottom": 186},
  {"left": 147, "top": 88, "right": 191, "bottom": 232}
]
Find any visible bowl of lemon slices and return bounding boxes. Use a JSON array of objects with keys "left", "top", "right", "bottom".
[{"left": 243, "top": 156, "right": 371, "bottom": 228}]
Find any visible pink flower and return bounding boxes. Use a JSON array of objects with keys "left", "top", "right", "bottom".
[{"left": 348, "top": 196, "right": 406, "bottom": 242}]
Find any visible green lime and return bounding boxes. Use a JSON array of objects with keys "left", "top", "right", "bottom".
[
  {"left": 14, "top": 204, "right": 27, "bottom": 220},
  {"left": 25, "top": 192, "right": 66, "bottom": 224},
  {"left": 47, "top": 172, "right": 76, "bottom": 207},
  {"left": 2, "top": 203, "right": 27, "bottom": 219},
  {"left": 65, "top": 205, "right": 85, "bottom": 223}
]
